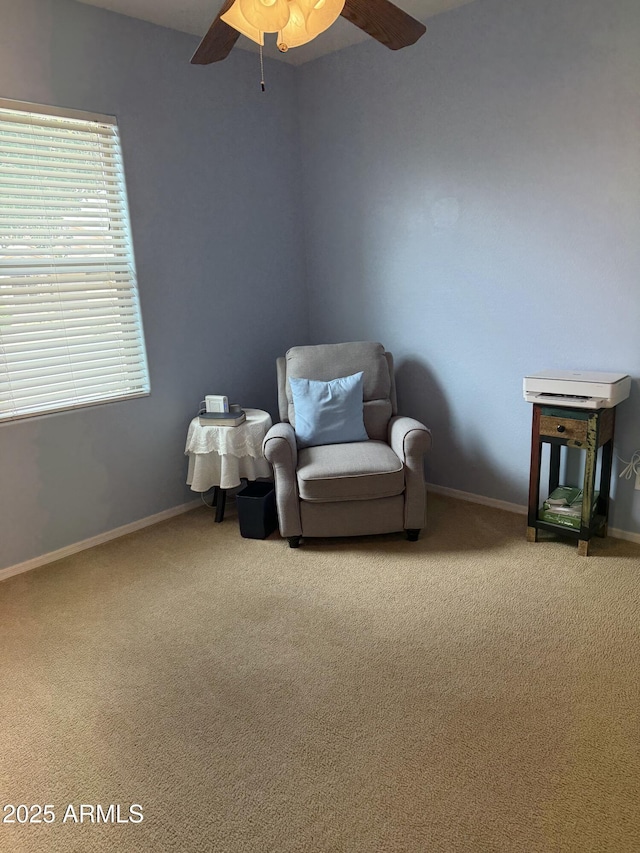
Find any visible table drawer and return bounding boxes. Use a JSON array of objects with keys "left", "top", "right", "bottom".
[{"left": 539, "top": 415, "right": 588, "bottom": 442}]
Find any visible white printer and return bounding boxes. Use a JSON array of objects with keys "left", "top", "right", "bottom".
[{"left": 523, "top": 370, "right": 631, "bottom": 409}]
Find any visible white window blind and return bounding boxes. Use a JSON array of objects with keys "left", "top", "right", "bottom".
[{"left": 0, "top": 99, "right": 149, "bottom": 422}]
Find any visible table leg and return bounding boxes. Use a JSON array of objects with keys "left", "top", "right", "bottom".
[
  {"left": 597, "top": 438, "right": 614, "bottom": 538},
  {"left": 578, "top": 415, "right": 598, "bottom": 556},
  {"left": 549, "top": 443, "right": 561, "bottom": 493},
  {"left": 215, "top": 488, "right": 226, "bottom": 523},
  {"left": 527, "top": 406, "right": 542, "bottom": 541}
]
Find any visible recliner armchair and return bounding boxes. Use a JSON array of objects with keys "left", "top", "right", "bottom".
[{"left": 262, "top": 342, "right": 431, "bottom": 547}]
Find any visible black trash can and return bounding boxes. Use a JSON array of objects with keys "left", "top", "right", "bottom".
[{"left": 236, "top": 481, "right": 278, "bottom": 540}]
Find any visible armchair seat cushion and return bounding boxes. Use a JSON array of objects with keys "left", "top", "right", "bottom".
[{"left": 296, "top": 441, "right": 404, "bottom": 503}]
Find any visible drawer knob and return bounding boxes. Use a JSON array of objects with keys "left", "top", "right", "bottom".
[{"left": 557, "top": 425, "right": 566, "bottom": 433}]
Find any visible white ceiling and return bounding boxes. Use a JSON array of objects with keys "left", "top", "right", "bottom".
[{"left": 73, "top": 0, "right": 475, "bottom": 65}]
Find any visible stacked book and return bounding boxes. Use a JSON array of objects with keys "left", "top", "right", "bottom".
[
  {"left": 198, "top": 409, "right": 246, "bottom": 427},
  {"left": 539, "top": 485, "right": 599, "bottom": 530}
]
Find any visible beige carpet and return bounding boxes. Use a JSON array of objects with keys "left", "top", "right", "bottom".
[{"left": 1, "top": 494, "right": 639, "bottom": 853}]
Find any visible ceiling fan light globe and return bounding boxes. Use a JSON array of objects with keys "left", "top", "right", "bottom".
[
  {"left": 239, "top": 0, "right": 291, "bottom": 32},
  {"left": 278, "top": 1, "right": 312, "bottom": 48},
  {"left": 220, "top": 0, "right": 265, "bottom": 44},
  {"left": 306, "top": 0, "right": 345, "bottom": 39},
  {"left": 297, "top": 0, "right": 324, "bottom": 13},
  {"left": 282, "top": 0, "right": 344, "bottom": 45}
]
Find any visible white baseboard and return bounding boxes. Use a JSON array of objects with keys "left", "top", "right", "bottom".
[
  {"left": 0, "top": 500, "right": 202, "bottom": 584},
  {"left": 427, "top": 483, "right": 640, "bottom": 546},
  {"left": 427, "top": 483, "right": 528, "bottom": 516}
]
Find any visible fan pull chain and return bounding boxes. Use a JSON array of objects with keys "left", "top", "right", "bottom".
[{"left": 259, "top": 44, "right": 265, "bottom": 92}]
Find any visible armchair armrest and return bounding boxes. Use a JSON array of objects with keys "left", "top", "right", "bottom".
[
  {"left": 263, "top": 421, "right": 298, "bottom": 469},
  {"left": 262, "top": 422, "right": 301, "bottom": 538},
  {"left": 389, "top": 416, "right": 432, "bottom": 462},
  {"left": 388, "top": 416, "right": 431, "bottom": 530}
]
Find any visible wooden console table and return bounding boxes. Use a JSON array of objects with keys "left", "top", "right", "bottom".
[{"left": 526, "top": 404, "right": 616, "bottom": 556}]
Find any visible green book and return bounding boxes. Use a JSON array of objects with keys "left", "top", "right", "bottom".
[{"left": 539, "top": 486, "right": 599, "bottom": 530}]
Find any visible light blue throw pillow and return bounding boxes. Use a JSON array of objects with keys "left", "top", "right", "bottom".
[{"left": 289, "top": 372, "right": 369, "bottom": 449}]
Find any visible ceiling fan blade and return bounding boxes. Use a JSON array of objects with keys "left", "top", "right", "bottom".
[
  {"left": 191, "top": 0, "right": 240, "bottom": 64},
  {"left": 341, "top": 0, "right": 426, "bottom": 50}
]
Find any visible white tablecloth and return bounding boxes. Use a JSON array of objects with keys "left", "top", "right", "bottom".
[{"left": 185, "top": 408, "right": 272, "bottom": 491}]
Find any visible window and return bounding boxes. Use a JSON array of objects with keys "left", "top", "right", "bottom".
[{"left": 0, "top": 99, "right": 149, "bottom": 422}]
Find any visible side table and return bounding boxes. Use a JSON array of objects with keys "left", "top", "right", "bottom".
[
  {"left": 185, "top": 408, "right": 272, "bottom": 522},
  {"left": 526, "top": 404, "right": 616, "bottom": 556}
]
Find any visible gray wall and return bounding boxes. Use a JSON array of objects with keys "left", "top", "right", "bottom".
[
  {"left": 298, "top": 0, "right": 640, "bottom": 535},
  {"left": 0, "top": 0, "right": 308, "bottom": 569}
]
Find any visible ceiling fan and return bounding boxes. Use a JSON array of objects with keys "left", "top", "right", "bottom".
[{"left": 191, "top": 0, "right": 427, "bottom": 64}]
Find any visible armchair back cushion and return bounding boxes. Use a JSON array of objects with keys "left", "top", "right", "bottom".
[{"left": 279, "top": 342, "right": 396, "bottom": 442}]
